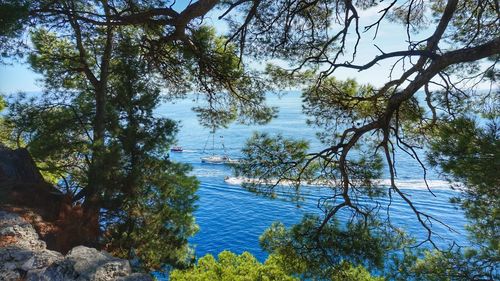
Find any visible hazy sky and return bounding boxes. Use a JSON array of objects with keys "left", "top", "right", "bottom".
[{"left": 0, "top": 3, "right": 438, "bottom": 94}]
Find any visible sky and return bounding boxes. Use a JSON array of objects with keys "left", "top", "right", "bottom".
[
  {"left": 0, "top": 61, "right": 42, "bottom": 94},
  {"left": 0, "top": 2, "right": 470, "bottom": 95}
]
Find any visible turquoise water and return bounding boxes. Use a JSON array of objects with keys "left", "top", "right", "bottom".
[{"left": 156, "top": 92, "right": 467, "bottom": 262}]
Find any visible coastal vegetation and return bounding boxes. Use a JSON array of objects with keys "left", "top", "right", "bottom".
[
  {"left": 0, "top": 0, "right": 498, "bottom": 280},
  {"left": 1, "top": 0, "right": 273, "bottom": 270},
  {"left": 170, "top": 250, "right": 383, "bottom": 281}
]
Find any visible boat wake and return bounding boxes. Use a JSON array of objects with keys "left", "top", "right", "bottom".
[{"left": 224, "top": 177, "right": 463, "bottom": 191}]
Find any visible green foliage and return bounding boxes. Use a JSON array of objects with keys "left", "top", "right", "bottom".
[
  {"left": 224, "top": 0, "right": 332, "bottom": 60},
  {"left": 443, "top": 0, "right": 499, "bottom": 46},
  {"left": 0, "top": 1, "right": 28, "bottom": 36},
  {"left": 0, "top": 95, "right": 4, "bottom": 111},
  {"left": 388, "top": 116, "right": 500, "bottom": 280},
  {"left": 236, "top": 132, "right": 311, "bottom": 196},
  {"left": 330, "top": 261, "right": 385, "bottom": 281},
  {"left": 171, "top": 250, "right": 384, "bottom": 281},
  {"left": 170, "top": 251, "right": 297, "bottom": 281},
  {"left": 303, "top": 78, "right": 381, "bottom": 128},
  {"left": 0, "top": 0, "right": 30, "bottom": 61},
  {"left": 96, "top": 33, "right": 202, "bottom": 270},
  {"left": 259, "top": 216, "right": 400, "bottom": 280},
  {"left": 142, "top": 24, "right": 276, "bottom": 129},
  {"left": 405, "top": 116, "right": 500, "bottom": 280},
  {"left": 100, "top": 35, "right": 200, "bottom": 269},
  {"left": 0, "top": 95, "right": 12, "bottom": 146},
  {"left": 428, "top": 117, "right": 499, "bottom": 246},
  {"left": 170, "top": 248, "right": 385, "bottom": 281},
  {"left": 185, "top": 26, "right": 277, "bottom": 129},
  {"left": 302, "top": 77, "right": 424, "bottom": 145},
  {"left": 5, "top": 30, "right": 200, "bottom": 270},
  {"left": 103, "top": 159, "right": 199, "bottom": 269},
  {"left": 5, "top": 93, "right": 92, "bottom": 185},
  {"left": 389, "top": 243, "right": 499, "bottom": 281},
  {"left": 236, "top": 131, "right": 384, "bottom": 199},
  {"left": 29, "top": 29, "right": 87, "bottom": 90},
  {"left": 264, "top": 64, "right": 316, "bottom": 89}
]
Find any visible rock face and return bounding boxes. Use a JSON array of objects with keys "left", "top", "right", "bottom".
[
  {"left": 0, "top": 146, "right": 45, "bottom": 183},
  {"left": 0, "top": 146, "right": 100, "bottom": 254},
  {"left": 0, "top": 146, "right": 64, "bottom": 222},
  {"left": 0, "top": 210, "right": 153, "bottom": 281}
]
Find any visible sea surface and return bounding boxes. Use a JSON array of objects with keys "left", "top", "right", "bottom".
[{"left": 156, "top": 91, "right": 468, "bottom": 263}]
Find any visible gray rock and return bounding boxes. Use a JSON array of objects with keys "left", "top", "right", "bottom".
[
  {"left": 0, "top": 211, "right": 27, "bottom": 226},
  {"left": 28, "top": 258, "right": 79, "bottom": 281},
  {"left": 29, "top": 246, "right": 133, "bottom": 281},
  {"left": 1, "top": 210, "right": 152, "bottom": 281},
  {"left": 0, "top": 210, "right": 46, "bottom": 250},
  {"left": 0, "top": 225, "right": 16, "bottom": 235},
  {"left": 21, "top": 249, "right": 63, "bottom": 271},
  {"left": 0, "top": 246, "right": 58, "bottom": 280},
  {"left": 26, "top": 268, "right": 45, "bottom": 280},
  {"left": 91, "top": 260, "right": 133, "bottom": 281},
  {"left": 0, "top": 246, "right": 37, "bottom": 265},
  {"left": 0, "top": 269, "right": 22, "bottom": 281},
  {"left": 68, "top": 246, "right": 132, "bottom": 280},
  {"left": 0, "top": 247, "right": 29, "bottom": 281},
  {"left": 0, "top": 211, "right": 55, "bottom": 281}
]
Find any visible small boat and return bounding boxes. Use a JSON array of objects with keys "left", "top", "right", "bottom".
[
  {"left": 200, "top": 155, "right": 241, "bottom": 164},
  {"left": 200, "top": 131, "right": 241, "bottom": 165},
  {"left": 170, "top": 146, "right": 183, "bottom": 152}
]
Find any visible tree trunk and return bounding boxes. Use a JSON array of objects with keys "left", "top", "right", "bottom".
[{"left": 82, "top": 8, "right": 114, "bottom": 245}]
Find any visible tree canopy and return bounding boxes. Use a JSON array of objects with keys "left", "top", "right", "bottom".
[
  {"left": 170, "top": 250, "right": 384, "bottom": 281},
  {"left": 170, "top": 251, "right": 297, "bottom": 281},
  {"left": 233, "top": 0, "right": 498, "bottom": 247},
  {"left": 229, "top": 0, "right": 498, "bottom": 278}
]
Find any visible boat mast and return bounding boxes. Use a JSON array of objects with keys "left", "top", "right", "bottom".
[
  {"left": 221, "top": 136, "right": 227, "bottom": 157},
  {"left": 211, "top": 130, "right": 215, "bottom": 155},
  {"left": 202, "top": 127, "right": 216, "bottom": 155}
]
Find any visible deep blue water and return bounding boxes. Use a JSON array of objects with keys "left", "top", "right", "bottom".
[{"left": 156, "top": 92, "right": 468, "bottom": 263}]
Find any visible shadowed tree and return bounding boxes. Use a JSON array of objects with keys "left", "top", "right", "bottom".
[{"left": 0, "top": 0, "right": 275, "bottom": 270}]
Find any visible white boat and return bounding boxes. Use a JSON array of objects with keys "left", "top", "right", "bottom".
[
  {"left": 201, "top": 155, "right": 241, "bottom": 164},
  {"left": 200, "top": 131, "right": 241, "bottom": 165}
]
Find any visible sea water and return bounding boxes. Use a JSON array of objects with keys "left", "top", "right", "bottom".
[{"left": 156, "top": 91, "right": 468, "bottom": 262}]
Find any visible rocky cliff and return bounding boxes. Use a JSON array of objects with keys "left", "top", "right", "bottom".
[{"left": 0, "top": 210, "right": 153, "bottom": 281}]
